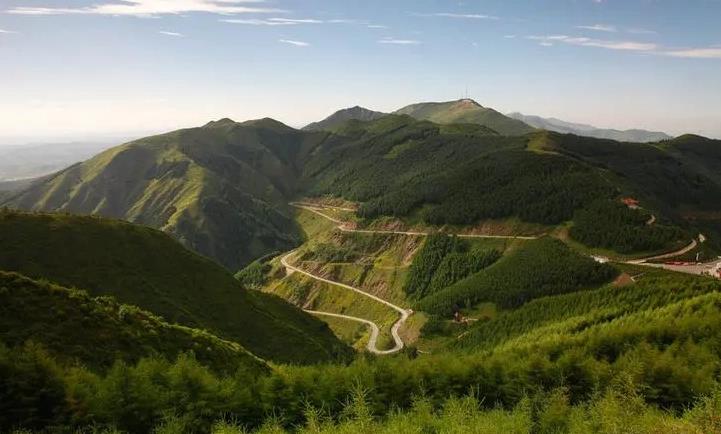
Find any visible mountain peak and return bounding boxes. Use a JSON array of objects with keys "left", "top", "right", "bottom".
[
  {"left": 454, "top": 98, "right": 483, "bottom": 108},
  {"left": 303, "top": 106, "right": 387, "bottom": 132},
  {"left": 203, "top": 118, "right": 236, "bottom": 128}
]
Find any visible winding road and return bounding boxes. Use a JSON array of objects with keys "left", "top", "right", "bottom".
[
  {"left": 281, "top": 251, "right": 410, "bottom": 355},
  {"left": 290, "top": 202, "right": 538, "bottom": 240}
]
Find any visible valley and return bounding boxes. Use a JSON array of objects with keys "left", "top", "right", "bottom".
[{"left": 3, "top": 100, "right": 721, "bottom": 433}]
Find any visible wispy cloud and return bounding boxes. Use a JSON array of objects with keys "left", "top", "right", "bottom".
[
  {"left": 527, "top": 34, "right": 721, "bottom": 60},
  {"left": 432, "top": 12, "right": 499, "bottom": 20},
  {"left": 6, "top": 0, "right": 281, "bottom": 17},
  {"left": 222, "top": 17, "right": 357, "bottom": 26},
  {"left": 528, "top": 35, "right": 656, "bottom": 51},
  {"left": 626, "top": 27, "right": 658, "bottom": 35},
  {"left": 279, "top": 39, "right": 309, "bottom": 47},
  {"left": 0, "top": 29, "right": 18, "bottom": 34},
  {"left": 576, "top": 24, "right": 617, "bottom": 32},
  {"left": 378, "top": 37, "right": 421, "bottom": 45},
  {"left": 158, "top": 31, "right": 183, "bottom": 37},
  {"left": 503, "top": 35, "right": 517, "bottom": 39},
  {"left": 663, "top": 47, "right": 721, "bottom": 59},
  {"left": 367, "top": 24, "right": 388, "bottom": 29}
]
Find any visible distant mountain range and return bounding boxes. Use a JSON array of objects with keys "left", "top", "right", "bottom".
[
  {"left": 507, "top": 112, "right": 672, "bottom": 143},
  {"left": 304, "top": 99, "right": 673, "bottom": 143},
  {"left": 4, "top": 98, "right": 717, "bottom": 272}
]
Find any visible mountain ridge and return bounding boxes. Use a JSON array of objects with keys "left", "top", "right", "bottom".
[{"left": 508, "top": 112, "right": 672, "bottom": 143}]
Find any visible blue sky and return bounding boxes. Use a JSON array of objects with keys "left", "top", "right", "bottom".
[{"left": 1, "top": 0, "right": 720, "bottom": 143}]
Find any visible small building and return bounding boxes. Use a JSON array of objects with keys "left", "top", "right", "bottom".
[{"left": 621, "top": 197, "right": 640, "bottom": 209}]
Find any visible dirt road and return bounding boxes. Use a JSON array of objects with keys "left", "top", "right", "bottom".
[
  {"left": 290, "top": 202, "right": 538, "bottom": 240},
  {"left": 281, "top": 251, "right": 410, "bottom": 355}
]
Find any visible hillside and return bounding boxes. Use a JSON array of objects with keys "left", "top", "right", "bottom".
[
  {"left": 508, "top": 112, "right": 672, "bottom": 143},
  {"left": 302, "top": 115, "right": 618, "bottom": 227},
  {"left": 303, "top": 106, "right": 387, "bottom": 132},
  {"left": 394, "top": 99, "right": 535, "bottom": 136},
  {"left": 532, "top": 132, "right": 721, "bottom": 245},
  {"left": 0, "top": 271, "right": 267, "bottom": 374},
  {"left": 1, "top": 118, "right": 331, "bottom": 270},
  {"left": 0, "top": 211, "right": 352, "bottom": 364}
]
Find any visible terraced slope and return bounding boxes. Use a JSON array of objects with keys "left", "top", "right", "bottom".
[
  {"left": 395, "top": 99, "right": 534, "bottom": 136},
  {"left": 0, "top": 271, "right": 267, "bottom": 374},
  {"left": 0, "top": 211, "right": 352, "bottom": 365},
  {"left": 1, "top": 118, "right": 331, "bottom": 270}
]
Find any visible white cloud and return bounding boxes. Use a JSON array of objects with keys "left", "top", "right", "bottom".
[
  {"left": 626, "top": 27, "right": 658, "bottom": 35},
  {"left": 425, "top": 12, "right": 499, "bottom": 20},
  {"left": 367, "top": 24, "right": 388, "bottom": 29},
  {"left": 222, "top": 17, "right": 348, "bottom": 25},
  {"left": 576, "top": 24, "right": 617, "bottom": 32},
  {"left": 663, "top": 47, "right": 721, "bottom": 59},
  {"left": 0, "top": 29, "right": 18, "bottom": 34},
  {"left": 503, "top": 35, "right": 516, "bottom": 39},
  {"left": 6, "top": 0, "right": 281, "bottom": 17},
  {"left": 528, "top": 35, "right": 656, "bottom": 51},
  {"left": 279, "top": 39, "right": 309, "bottom": 47},
  {"left": 378, "top": 38, "right": 421, "bottom": 45},
  {"left": 158, "top": 31, "right": 183, "bottom": 37}
]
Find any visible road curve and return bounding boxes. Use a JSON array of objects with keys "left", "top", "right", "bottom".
[
  {"left": 290, "top": 202, "right": 538, "bottom": 240},
  {"left": 281, "top": 251, "right": 410, "bottom": 355},
  {"left": 625, "top": 238, "right": 698, "bottom": 265}
]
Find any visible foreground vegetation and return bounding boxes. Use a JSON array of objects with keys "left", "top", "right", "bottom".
[{"left": 4, "top": 267, "right": 721, "bottom": 432}]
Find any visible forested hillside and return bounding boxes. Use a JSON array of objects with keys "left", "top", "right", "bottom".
[
  {"left": 302, "top": 115, "right": 618, "bottom": 227},
  {"left": 0, "top": 271, "right": 267, "bottom": 374},
  {"left": 0, "top": 211, "right": 351, "bottom": 364},
  {"left": 0, "top": 118, "right": 331, "bottom": 270},
  {"left": 416, "top": 237, "right": 617, "bottom": 316}
]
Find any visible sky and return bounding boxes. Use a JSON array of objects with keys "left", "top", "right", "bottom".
[{"left": 0, "top": 0, "right": 720, "bottom": 144}]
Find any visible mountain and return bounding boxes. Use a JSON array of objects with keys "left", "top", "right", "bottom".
[
  {"left": 508, "top": 112, "right": 672, "bottom": 143},
  {"left": 0, "top": 271, "right": 267, "bottom": 374},
  {"left": 302, "top": 116, "right": 721, "bottom": 248},
  {"left": 0, "top": 141, "right": 119, "bottom": 182},
  {"left": 394, "top": 99, "right": 535, "bottom": 136},
  {"left": 1, "top": 118, "right": 334, "bottom": 270},
  {"left": 0, "top": 210, "right": 352, "bottom": 364},
  {"left": 303, "top": 106, "right": 387, "bottom": 132}
]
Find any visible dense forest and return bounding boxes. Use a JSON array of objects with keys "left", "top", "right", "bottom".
[
  {"left": 303, "top": 117, "right": 618, "bottom": 227},
  {"left": 404, "top": 233, "right": 500, "bottom": 299},
  {"left": 416, "top": 238, "right": 618, "bottom": 316},
  {"left": 570, "top": 200, "right": 686, "bottom": 253}
]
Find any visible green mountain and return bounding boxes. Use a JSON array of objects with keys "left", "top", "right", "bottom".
[
  {"left": 0, "top": 271, "right": 267, "bottom": 374},
  {"left": 303, "top": 106, "right": 387, "bottom": 132},
  {"left": 0, "top": 210, "right": 352, "bottom": 365},
  {"left": 1, "top": 118, "right": 331, "bottom": 271},
  {"left": 508, "top": 112, "right": 672, "bottom": 143},
  {"left": 302, "top": 117, "right": 720, "bottom": 246},
  {"left": 394, "top": 99, "right": 535, "bottom": 136}
]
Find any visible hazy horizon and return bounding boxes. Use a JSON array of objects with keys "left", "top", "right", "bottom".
[{"left": 1, "top": 0, "right": 720, "bottom": 143}]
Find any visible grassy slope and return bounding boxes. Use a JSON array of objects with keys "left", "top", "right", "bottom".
[
  {"left": 0, "top": 211, "right": 352, "bottom": 365},
  {"left": 0, "top": 271, "right": 267, "bottom": 374},
  {"left": 263, "top": 208, "right": 424, "bottom": 350},
  {"left": 394, "top": 99, "right": 535, "bottom": 136},
  {"left": 1, "top": 118, "right": 331, "bottom": 270},
  {"left": 302, "top": 106, "right": 387, "bottom": 132}
]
